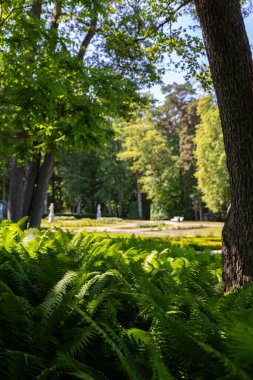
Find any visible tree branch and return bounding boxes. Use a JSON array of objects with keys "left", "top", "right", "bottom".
[
  {"left": 31, "top": 1, "right": 42, "bottom": 19},
  {"left": 0, "top": 1, "right": 47, "bottom": 28},
  {"left": 51, "top": 0, "right": 62, "bottom": 30},
  {"left": 153, "top": 0, "right": 193, "bottom": 34},
  {"left": 77, "top": 17, "right": 97, "bottom": 60}
]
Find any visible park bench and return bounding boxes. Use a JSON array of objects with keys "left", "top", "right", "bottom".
[{"left": 170, "top": 216, "right": 184, "bottom": 222}]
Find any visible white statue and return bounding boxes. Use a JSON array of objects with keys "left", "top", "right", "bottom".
[
  {"left": 48, "top": 203, "right": 55, "bottom": 223},
  {"left": 96, "top": 203, "right": 102, "bottom": 219}
]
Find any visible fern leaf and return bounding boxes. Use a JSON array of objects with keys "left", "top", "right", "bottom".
[
  {"left": 39, "top": 271, "right": 77, "bottom": 318},
  {"left": 74, "top": 306, "right": 144, "bottom": 380},
  {"left": 127, "top": 328, "right": 174, "bottom": 380}
]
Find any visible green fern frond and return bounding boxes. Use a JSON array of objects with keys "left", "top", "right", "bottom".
[
  {"left": 196, "top": 340, "right": 251, "bottom": 380},
  {"left": 225, "top": 318, "right": 253, "bottom": 371},
  {"left": 37, "top": 352, "right": 110, "bottom": 380},
  {"left": 127, "top": 328, "right": 173, "bottom": 380},
  {"left": 0, "top": 350, "right": 44, "bottom": 380},
  {"left": 74, "top": 306, "right": 143, "bottom": 380},
  {"left": 39, "top": 271, "right": 77, "bottom": 319},
  {"left": 0, "top": 280, "right": 14, "bottom": 294},
  {"left": 64, "top": 326, "right": 98, "bottom": 357}
]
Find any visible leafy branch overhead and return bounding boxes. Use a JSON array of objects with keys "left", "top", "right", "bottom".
[{"left": 0, "top": 0, "right": 213, "bottom": 157}]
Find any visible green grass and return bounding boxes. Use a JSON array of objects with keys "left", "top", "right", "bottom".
[{"left": 41, "top": 217, "right": 124, "bottom": 228}]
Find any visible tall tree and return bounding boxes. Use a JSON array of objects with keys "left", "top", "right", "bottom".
[
  {"left": 0, "top": 0, "right": 161, "bottom": 226},
  {"left": 194, "top": 0, "right": 253, "bottom": 289},
  {"left": 117, "top": 111, "right": 180, "bottom": 219},
  {"left": 194, "top": 96, "right": 229, "bottom": 215},
  {"left": 159, "top": 83, "right": 199, "bottom": 218}
]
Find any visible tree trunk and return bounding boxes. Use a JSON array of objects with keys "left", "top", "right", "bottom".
[
  {"left": 194, "top": 0, "right": 253, "bottom": 289},
  {"left": 118, "top": 187, "right": 123, "bottom": 218},
  {"left": 2, "top": 173, "right": 6, "bottom": 201},
  {"left": 29, "top": 153, "right": 54, "bottom": 227},
  {"left": 22, "top": 157, "right": 40, "bottom": 217},
  {"left": 136, "top": 178, "right": 143, "bottom": 219},
  {"left": 108, "top": 198, "right": 112, "bottom": 216},
  {"left": 8, "top": 157, "right": 25, "bottom": 222}
]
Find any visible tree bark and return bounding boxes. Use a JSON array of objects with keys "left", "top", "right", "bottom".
[
  {"left": 194, "top": 0, "right": 253, "bottom": 289},
  {"left": 8, "top": 157, "right": 25, "bottom": 222},
  {"left": 29, "top": 153, "right": 54, "bottom": 227},
  {"left": 31, "top": 1, "right": 42, "bottom": 19},
  {"left": 22, "top": 157, "right": 40, "bottom": 218}
]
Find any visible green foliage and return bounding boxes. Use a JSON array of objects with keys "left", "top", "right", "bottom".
[
  {"left": 1, "top": 223, "right": 253, "bottom": 379},
  {"left": 42, "top": 217, "right": 124, "bottom": 228},
  {"left": 159, "top": 82, "right": 200, "bottom": 219},
  {"left": 169, "top": 235, "right": 222, "bottom": 251},
  {"left": 0, "top": 0, "right": 166, "bottom": 159},
  {"left": 116, "top": 110, "right": 180, "bottom": 219},
  {"left": 195, "top": 97, "right": 230, "bottom": 214}
]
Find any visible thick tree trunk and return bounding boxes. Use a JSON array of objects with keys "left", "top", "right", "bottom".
[
  {"left": 8, "top": 157, "right": 25, "bottom": 222},
  {"left": 22, "top": 157, "right": 40, "bottom": 217},
  {"left": 29, "top": 153, "right": 54, "bottom": 227},
  {"left": 194, "top": 0, "right": 253, "bottom": 289}
]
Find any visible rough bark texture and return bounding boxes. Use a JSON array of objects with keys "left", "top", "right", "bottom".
[
  {"left": 8, "top": 157, "right": 25, "bottom": 222},
  {"left": 29, "top": 153, "right": 54, "bottom": 227},
  {"left": 194, "top": 0, "right": 253, "bottom": 289}
]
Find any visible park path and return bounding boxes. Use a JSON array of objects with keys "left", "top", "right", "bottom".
[{"left": 82, "top": 220, "right": 223, "bottom": 237}]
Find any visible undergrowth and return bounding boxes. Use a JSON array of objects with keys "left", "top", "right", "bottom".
[
  {"left": 170, "top": 236, "right": 222, "bottom": 250},
  {"left": 0, "top": 221, "right": 252, "bottom": 379},
  {"left": 42, "top": 217, "right": 123, "bottom": 228}
]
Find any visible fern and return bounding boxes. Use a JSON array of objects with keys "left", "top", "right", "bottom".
[
  {"left": 74, "top": 306, "right": 143, "bottom": 380},
  {"left": 127, "top": 328, "right": 174, "bottom": 380},
  {"left": 2, "top": 222, "right": 253, "bottom": 379},
  {"left": 39, "top": 271, "right": 77, "bottom": 319}
]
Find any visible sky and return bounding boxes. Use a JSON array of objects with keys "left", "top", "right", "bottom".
[{"left": 149, "top": 12, "right": 253, "bottom": 103}]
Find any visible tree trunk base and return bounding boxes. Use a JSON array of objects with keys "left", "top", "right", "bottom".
[{"left": 222, "top": 210, "right": 253, "bottom": 291}]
